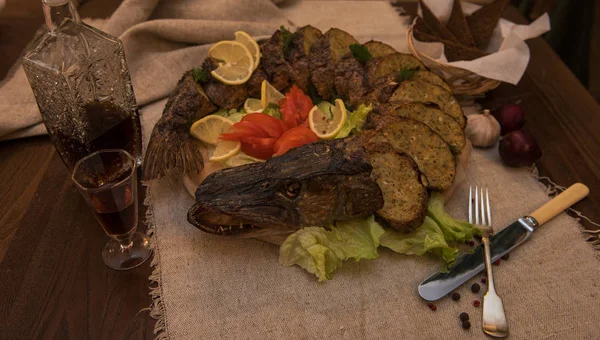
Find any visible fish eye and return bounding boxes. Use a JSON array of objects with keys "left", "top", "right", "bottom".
[{"left": 285, "top": 181, "right": 302, "bottom": 198}]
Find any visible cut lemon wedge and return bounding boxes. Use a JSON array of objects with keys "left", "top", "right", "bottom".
[
  {"left": 234, "top": 31, "right": 261, "bottom": 71},
  {"left": 190, "top": 115, "right": 234, "bottom": 145},
  {"left": 308, "top": 99, "right": 347, "bottom": 139},
  {"left": 209, "top": 140, "right": 241, "bottom": 162},
  {"left": 261, "top": 80, "right": 285, "bottom": 109},
  {"left": 243, "top": 98, "right": 264, "bottom": 113},
  {"left": 208, "top": 41, "right": 254, "bottom": 85}
]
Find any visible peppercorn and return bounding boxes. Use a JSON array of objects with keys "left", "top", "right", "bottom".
[
  {"left": 451, "top": 292, "right": 461, "bottom": 301},
  {"left": 462, "top": 320, "right": 471, "bottom": 329},
  {"left": 481, "top": 277, "right": 487, "bottom": 284},
  {"left": 460, "top": 312, "right": 469, "bottom": 322},
  {"left": 471, "top": 283, "right": 481, "bottom": 293},
  {"left": 502, "top": 253, "right": 510, "bottom": 260},
  {"left": 473, "top": 300, "right": 480, "bottom": 307}
]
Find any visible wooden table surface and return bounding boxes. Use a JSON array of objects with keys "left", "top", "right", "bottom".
[{"left": 1, "top": 1, "right": 599, "bottom": 339}]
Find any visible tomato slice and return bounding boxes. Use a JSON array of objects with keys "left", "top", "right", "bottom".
[
  {"left": 240, "top": 136, "right": 277, "bottom": 148},
  {"left": 241, "top": 113, "right": 287, "bottom": 138},
  {"left": 273, "top": 126, "right": 319, "bottom": 156},
  {"left": 274, "top": 117, "right": 288, "bottom": 135},
  {"left": 220, "top": 120, "right": 268, "bottom": 141},
  {"left": 279, "top": 85, "right": 313, "bottom": 128},
  {"left": 279, "top": 97, "right": 298, "bottom": 129},
  {"left": 241, "top": 142, "right": 275, "bottom": 160},
  {"left": 289, "top": 85, "right": 313, "bottom": 123},
  {"left": 235, "top": 120, "right": 269, "bottom": 136}
]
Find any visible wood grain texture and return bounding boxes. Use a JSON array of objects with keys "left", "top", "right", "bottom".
[
  {"left": 0, "top": 0, "right": 154, "bottom": 339},
  {"left": 0, "top": 1, "right": 599, "bottom": 340},
  {"left": 0, "top": 137, "right": 154, "bottom": 340},
  {"left": 480, "top": 6, "right": 600, "bottom": 232}
]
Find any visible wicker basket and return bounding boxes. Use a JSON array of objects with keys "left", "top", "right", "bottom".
[{"left": 406, "top": 24, "right": 501, "bottom": 96}]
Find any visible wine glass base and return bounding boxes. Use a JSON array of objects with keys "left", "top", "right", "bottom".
[{"left": 102, "top": 232, "right": 152, "bottom": 270}]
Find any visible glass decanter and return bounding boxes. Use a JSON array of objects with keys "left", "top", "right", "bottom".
[{"left": 22, "top": 0, "right": 142, "bottom": 170}]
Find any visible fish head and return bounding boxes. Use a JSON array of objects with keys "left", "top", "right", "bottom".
[{"left": 187, "top": 139, "right": 384, "bottom": 237}]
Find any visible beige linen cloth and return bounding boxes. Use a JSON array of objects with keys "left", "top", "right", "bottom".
[{"left": 1, "top": 1, "right": 598, "bottom": 339}]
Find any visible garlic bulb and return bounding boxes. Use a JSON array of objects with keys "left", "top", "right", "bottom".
[{"left": 465, "top": 109, "right": 501, "bottom": 147}]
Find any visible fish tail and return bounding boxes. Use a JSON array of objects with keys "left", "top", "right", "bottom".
[{"left": 142, "top": 124, "right": 203, "bottom": 181}]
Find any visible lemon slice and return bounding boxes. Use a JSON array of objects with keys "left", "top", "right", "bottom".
[
  {"left": 261, "top": 80, "right": 285, "bottom": 109},
  {"left": 308, "top": 99, "right": 347, "bottom": 139},
  {"left": 234, "top": 31, "right": 261, "bottom": 71},
  {"left": 190, "top": 115, "right": 235, "bottom": 145},
  {"left": 225, "top": 152, "right": 265, "bottom": 167},
  {"left": 208, "top": 41, "right": 254, "bottom": 85},
  {"left": 209, "top": 140, "right": 241, "bottom": 162},
  {"left": 243, "top": 98, "right": 264, "bottom": 113}
]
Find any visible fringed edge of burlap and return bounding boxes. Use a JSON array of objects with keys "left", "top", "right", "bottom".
[
  {"left": 529, "top": 166, "right": 600, "bottom": 258},
  {"left": 143, "top": 183, "right": 170, "bottom": 340}
]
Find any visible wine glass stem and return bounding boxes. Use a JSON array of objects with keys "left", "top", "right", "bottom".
[
  {"left": 117, "top": 234, "right": 134, "bottom": 251},
  {"left": 120, "top": 241, "right": 133, "bottom": 251}
]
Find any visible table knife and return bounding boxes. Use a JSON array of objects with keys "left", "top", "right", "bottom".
[{"left": 418, "top": 183, "right": 589, "bottom": 301}]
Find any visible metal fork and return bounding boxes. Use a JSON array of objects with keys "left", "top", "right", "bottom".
[{"left": 469, "top": 185, "right": 509, "bottom": 338}]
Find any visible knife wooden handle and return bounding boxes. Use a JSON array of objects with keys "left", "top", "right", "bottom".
[{"left": 530, "top": 183, "right": 589, "bottom": 225}]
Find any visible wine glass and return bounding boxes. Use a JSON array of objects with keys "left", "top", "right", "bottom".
[{"left": 72, "top": 149, "right": 151, "bottom": 270}]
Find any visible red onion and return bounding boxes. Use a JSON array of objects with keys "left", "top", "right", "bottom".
[
  {"left": 492, "top": 104, "right": 526, "bottom": 135},
  {"left": 498, "top": 130, "right": 542, "bottom": 167}
]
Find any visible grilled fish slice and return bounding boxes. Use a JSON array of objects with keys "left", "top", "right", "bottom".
[
  {"left": 308, "top": 28, "right": 358, "bottom": 100},
  {"left": 334, "top": 54, "right": 368, "bottom": 108},
  {"left": 362, "top": 117, "right": 456, "bottom": 190},
  {"left": 260, "top": 30, "right": 296, "bottom": 91},
  {"left": 364, "top": 40, "right": 397, "bottom": 58},
  {"left": 411, "top": 70, "right": 452, "bottom": 92},
  {"left": 361, "top": 75, "right": 399, "bottom": 104},
  {"left": 201, "top": 58, "right": 249, "bottom": 109},
  {"left": 286, "top": 25, "right": 323, "bottom": 92},
  {"left": 389, "top": 80, "right": 466, "bottom": 127},
  {"left": 246, "top": 65, "right": 269, "bottom": 98},
  {"left": 365, "top": 52, "right": 427, "bottom": 87},
  {"left": 372, "top": 101, "right": 466, "bottom": 154},
  {"left": 365, "top": 142, "right": 428, "bottom": 232}
]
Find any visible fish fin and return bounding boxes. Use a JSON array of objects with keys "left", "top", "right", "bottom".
[{"left": 143, "top": 124, "right": 203, "bottom": 181}]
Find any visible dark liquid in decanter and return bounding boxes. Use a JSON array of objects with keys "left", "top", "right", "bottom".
[{"left": 49, "top": 101, "right": 141, "bottom": 170}]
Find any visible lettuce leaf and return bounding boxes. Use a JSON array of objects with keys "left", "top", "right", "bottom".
[
  {"left": 335, "top": 104, "right": 372, "bottom": 138},
  {"left": 427, "top": 192, "right": 481, "bottom": 242},
  {"left": 379, "top": 193, "right": 479, "bottom": 265},
  {"left": 278, "top": 192, "right": 479, "bottom": 280},
  {"left": 263, "top": 104, "right": 282, "bottom": 119},
  {"left": 213, "top": 108, "right": 246, "bottom": 123},
  {"left": 379, "top": 216, "right": 459, "bottom": 264},
  {"left": 278, "top": 216, "right": 385, "bottom": 282}
]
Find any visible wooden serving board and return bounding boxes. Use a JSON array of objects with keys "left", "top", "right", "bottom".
[{"left": 182, "top": 140, "right": 472, "bottom": 246}]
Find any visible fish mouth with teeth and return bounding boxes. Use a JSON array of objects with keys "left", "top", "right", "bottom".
[{"left": 187, "top": 139, "right": 384, "bottom": 237}]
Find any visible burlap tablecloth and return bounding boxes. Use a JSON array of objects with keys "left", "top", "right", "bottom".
[
  {"left": 146, "top": 145, "right": 600, "bottom": 340},
  {"left": 1, "top": 0, "right": 598, "bottom": 339}
]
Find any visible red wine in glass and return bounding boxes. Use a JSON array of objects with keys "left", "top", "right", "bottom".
[
  {"left": 90, "top": 184, "right": 138, "bottom": 238},
  {"left": 72, "top": 149, "right": 150, "bottom": 270}
]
